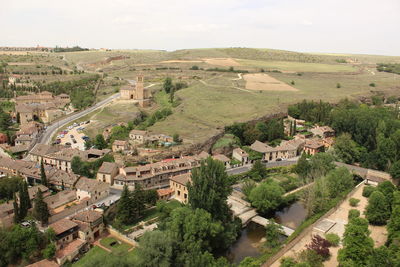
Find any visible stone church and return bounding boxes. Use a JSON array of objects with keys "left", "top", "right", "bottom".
[{"left": 120, "top": 75, "right": 150, "bottom": 107}]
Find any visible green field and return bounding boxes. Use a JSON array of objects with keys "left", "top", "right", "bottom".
[{"left": 237, "top": 59, "right": 356, "bottom": 72}]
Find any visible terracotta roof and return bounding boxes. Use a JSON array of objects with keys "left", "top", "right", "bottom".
[
  {"left": 30, "top": 144, "right": 63, "bottom": 157},
  {"left": 75, "top": 177, "right": 109, "bottom": 193},
  {"left": 157, "top": 188, "right": 174, "bottom": 197},
  {"left": 9, "top": 145, "right": 29, "bottom": 153},
  {"left": 198, "top": 151, "right": 210, "bottom": 159},
  {"left": 49, "top": 219, "right": 78, "bottom": 235},
  {"left": 130, "top": 129, "right": 148, "bottom": 135},
  {"left": 98, "top": 162, "right": 118, "bottom": 174},
  {"left": 113, "top": 140, "right": 127, "bottom": 146},
  {"left": 55, "top": 238, "right": 86, "bottom": 259},
  {"left": 27, "top": 185, "right": 49, "bottom": 199},
  {"left": 305, "top": 139, "right": 325, "bottom": 149},
  {"left": 44, "top": 190, "right": 76, "bottom": 209},
  {"left": 26, "top": 259, "right": 59, "bottom": 267},
  {"left": 170, "top": 173, "right": 191, "bottom": 186},
  {"left": 72, "top": 210, "right": 102, "bottom": 223},
  {"left": 233, "top": 148, "right": 248, "bottom": 157},
  {"left": 212, "top": 154, "right": 230, "bottom": 163},
  {"left": 250, "top": 140, "right": 273, "bottom": 153},
  {"left": 49, "top": 170, "right": 79, "bottom": 187}
]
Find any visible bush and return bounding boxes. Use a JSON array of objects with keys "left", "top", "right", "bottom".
[
  {"left": 362, "top": 186, "right": 376, "bottom": 198},
  {"left": 325, "top": 233, "right": 340, "bottom": 247},
  {"left": 349, "top": 198, "right": 360, "bottom": 207},
  {"left": 348, "top": 209, "right": 360, "bottom": 220}
]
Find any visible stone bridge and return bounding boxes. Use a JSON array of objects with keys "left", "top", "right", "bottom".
[
  {"left": 228, "top": 195, "right": 295, "bottom": 236},
  {"left": 335, "top": 162, "right": 392, "bottom": 183}
]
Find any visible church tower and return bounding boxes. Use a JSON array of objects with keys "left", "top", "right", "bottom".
[{"left": 135, "top": 75, "right": 150, "bottom": 107}]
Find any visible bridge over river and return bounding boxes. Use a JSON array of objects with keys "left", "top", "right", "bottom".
[{"left": 227, "top": 195, "right": 295, "bottom": 236}]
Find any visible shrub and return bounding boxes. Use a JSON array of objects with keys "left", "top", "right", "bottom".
[
  {"left": 362, "top": 185, "right": 376, "bottom": 198},
  {"left": 349, "top": 198, "right": 360, "bottom": 207},
  {"left": 348, "top": 209, "right": 360, "bottom": 220},
  {"left": 306, "top": 235, "right": 331, "bottom": 259},
  {"left": 336, "top": 83, "right": 341, "bottom": 88},
  {"left": 325, "top": 233, "right": 340, "bottom": 247},
  {"left": 369, "top": 83, "right": 376, "bottom": 87}
]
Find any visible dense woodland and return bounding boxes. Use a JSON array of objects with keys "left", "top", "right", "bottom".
[{"left": 377, "top": 63, "right": 400, "bottom": 75}]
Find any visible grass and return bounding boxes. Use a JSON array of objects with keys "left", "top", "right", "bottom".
[
  {"left": 237, "top": 59, "right": 356, "bottom": 72},
  {"left": 100, "top": 237, "right": 133, "bottom": 255},
  {"left": 212, "top": 134, "right": 239, "bottom": 150},
  {"left": 119, "top": 200, "right": 182, "bottom": 232},
  {"left": 73, "top": 239, "right": 138, "bottom": 267}
]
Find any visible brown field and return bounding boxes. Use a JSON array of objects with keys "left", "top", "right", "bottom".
[
  {"left": 243, "top": 73, "right": 298, "bottom": 91},
  {"left": 159, "top": 60, "right": 203, "bottom": 64},
  {"left": 203, "top": 58, "right": 241, "bottom": 66}
]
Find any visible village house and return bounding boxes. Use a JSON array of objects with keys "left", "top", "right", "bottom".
[
  {"left": 129, "top": 129, "right": 173, "bottom": 146},
  {"left": 310, "top": 126, "right": 335, "bottom": 138},
  {"left": 232, "top": 148, "right": 249, "bottom": 165},
  {"left": 0, "top": 156, "right": 34, "bottom": 177},
  {"left": 212, "top": 154, "right": 231, "bottom": 168},
  {"left": 304, "top": 138, "right": 325, "bottom": 155},
  {"left": 157, "top": 188, "right": 174, "bottom": 201},
  {"left": 29, "top": 144, "right": 111, "bottom": 173},
  {"left": 113, "top": 155, "right": 202, "bottom": 190},
  {"left": 71, "top": 210, "right": 105, "bottom": 242},
  {"left": 120, "top": 75, "right": 151, "bottom": 107},
  {"left": 96, "top": 162, "right": 119, "bottom": 185},
  {"left": 170, "top": 173, "right": 191, "bottom": 204},
  {"left": 44, "top": 190, "right": 77, "bottom": 213},
  {"left": 112, "top": 140, "right": 129, "bottom": 152},
  {"left": 49, "top": 219, "right": 86, "bottom": 265},
  {"left": 250, "top": 138, "right": 305, "bottom": 162},
  {"left": 75, "top": 178, "right": 110, "bottom": 201},
  {"left": 129, "top": 129, "right": 148, "bottom": 143}
]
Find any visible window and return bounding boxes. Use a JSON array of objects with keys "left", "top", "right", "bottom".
[{"left": 177, "top": 190, "right": 181, "bottom": 196}]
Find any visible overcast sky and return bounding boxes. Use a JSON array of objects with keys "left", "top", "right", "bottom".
[{"left": 1, "top": 0, "right": 399, "bottom": 55}]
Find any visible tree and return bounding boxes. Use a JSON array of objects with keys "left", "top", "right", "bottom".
[
  {"left": 338, "top": 217, "right": 374, "bottom": 266},
  {"left": 308, "top": 153, "right": 335, "bottom": 178},
  {"left": 294, "top": 153, "right": 310, "bottom": 179},
  {"left": 135, "top": 230, "right": 175, "bottom": 267},
  {"left": 334, "top": 133, "right": 361, "bottom": 164},
  {"left": 387, "top": 191, "right": 400, "bottom": 243},
  {"left": 264, "top": 220, "right": 284, "bottom": 249},
  {"left": 94, "top": 134, "right": 107, "bottom": 149},
  {"left": 40, "top": 160, "right": 48, "bottom": 187},
  {"left": 33, "top": 189, "right": 50, "bottom": 226},
  {"left": 116, "top": 185, "right": 133, "bottom": 225},
  {"left": 187, "top": 157, "right": 239, "bottom": 250},
  {"left": 18, "top": 181, "right": 31, "bottom": 219},
  {"left": 306, "top": 235, "right": 331, "bottom": 259},
  {"left": 249, "top": 160, "right": 267, "bottom": 181},
  {"left": 248, "top": 180, "right": 285, "bottom": 214},
  {"left": 169, "top": 87, "right": 175, "bottom": 103},
  {"left": 13, "top": 195, "right": 20, "bottom": 223},
  {"left": 42, "top": 243, "right": 56, "bottom": 259},
  {"left": 376, "top": 181, "right": 396, "bottom": 206},
  {"left": 365, "top": 191, "right": 390, "bottom": 225},
  {"left": 163, "top": 77, "right": 173, "bottom": 94},
  {"left": 390, "top": 160, "right": 400, "bottom": 180},
  {"left": 325, "top": 167, "right": 354, "bottom": 198},
  {"left": 367, "top": 246, "right": 394, "bottom": 267}
]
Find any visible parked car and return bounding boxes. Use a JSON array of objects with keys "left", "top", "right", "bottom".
[
  {"left": 70, "top": 135, "right": 74, "bottom": 138},
  {"left": 65, "top": 142, "right": 71, "bottom": 146},
  {"left": 72, "top": 139, "right": 77, "bottom": 144}
]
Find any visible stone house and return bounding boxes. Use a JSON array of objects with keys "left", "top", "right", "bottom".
[
  {"left": 170, "top": 173, "right": 191, "bottom": 204},
  {"left": 75, "top": 178, "right": 110, "bottom": 201},
  {"left": 112, "top": 140, "right": 128, "bottom": 152},
  {"left": 129, "top": 129, "right": 148, "bottom": 144},
  {"left": 304, "top": 139, "right": 325, "bottom": 155},
  {"left": 250, "top": 138, "right": 305, "bottom": 162},
  {"left": 310, "top": 126, "right": 335, "bottom": 138},
  {"left": 212, "top": 154, "right": 231, "bottom": 168},
  {"left": 157, "top": 188, "right": 174, "bottom": 201},
  {"left": 96, "top": 162, "right": 119, "bottom": 185},
  {"left": 71, "top": 210, "right": 104, "bottom": 242},
  {"left": 232, "top": 148, "right": 249, "bottom": 165},
  {"left": 120, "top": 76, "right": 150, "bottom": 107}
]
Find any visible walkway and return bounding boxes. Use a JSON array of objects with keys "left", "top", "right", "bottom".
[{"left": 335, "top": 162, "right": 392, "bottom": 183}]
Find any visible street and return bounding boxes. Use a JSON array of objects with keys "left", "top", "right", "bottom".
[
  {"left": 227, "top": 157, "right": 299, "bottom": 175},
  {"left": 34, "top": 93, "right": 120, "bottom": 148}
]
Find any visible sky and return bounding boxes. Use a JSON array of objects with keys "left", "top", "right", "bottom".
[{"left": 1, "top": 0, "right": 400, "bottom": 55}]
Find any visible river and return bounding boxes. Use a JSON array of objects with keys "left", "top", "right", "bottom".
[{"left": 226, "top": 200, "right": 307, "bottom": 265}]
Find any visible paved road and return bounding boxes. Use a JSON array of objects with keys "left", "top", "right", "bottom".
[
  {"left": 35, "top": 93, "right": 120, "bottom": 147},
  {"left": 227, "top": 157, "right": 299, "bottom": 175}
]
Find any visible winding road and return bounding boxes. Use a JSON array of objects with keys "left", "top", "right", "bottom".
[{"left": 34, "top": 93, "right": 120, "bottom": 147}]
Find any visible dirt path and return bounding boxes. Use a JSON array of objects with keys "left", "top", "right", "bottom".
[
  {"left": 269, "top": 183, "right": 387, "bottom": 267},
  {"left": 283, "top": 182, "right": 314, "bottom": 197}
]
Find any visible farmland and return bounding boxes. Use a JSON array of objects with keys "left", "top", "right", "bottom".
[{"left": 3, "top": 48, "right": 399, "bottom": 145}]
